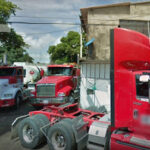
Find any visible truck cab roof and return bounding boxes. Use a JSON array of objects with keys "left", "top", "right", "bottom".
[
  {"left": 47, "top": 64, "right": 74, "bottom": 68},
  {"left": 0, "top": 66, "right": 23, "bottom": 69}
]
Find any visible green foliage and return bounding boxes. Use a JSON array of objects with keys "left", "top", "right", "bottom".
[
  {"left": 0, "top": 0, "right": 33, "bottom": 64},
  {"left": 0, "top": 0, "right": 18, "bottom": 23},
  {"left": 48, "top": 31, "right": 85, "bottom": 64}
]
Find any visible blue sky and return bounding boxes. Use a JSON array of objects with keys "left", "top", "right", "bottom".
[{"left": 9, "top": 0, "right": 148, "bottom": 63}]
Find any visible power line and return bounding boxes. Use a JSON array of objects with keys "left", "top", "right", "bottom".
[
  {"left": 10, "top": 15, "right": 120, "bottom": 21},
  {"left": 20, "top": 28, "right": 78, "bottom": 36},
  {"left": 7, "top": 21, "right": 80, "bottom": 25},
  {"left": 6, "top": 21, "right": 118, "bottom": 26},
  {"left": 11, "top": 15, "right": 78, "bottom": 20}
]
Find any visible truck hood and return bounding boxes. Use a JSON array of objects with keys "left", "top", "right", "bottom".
[{"left": 37, "top": 76, "right": 71, "bottom": 84}]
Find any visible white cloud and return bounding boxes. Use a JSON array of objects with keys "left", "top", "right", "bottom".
[
  {"left": 54, "top": 36, "right": 61, "bottom": 45},
  {"left": 18, "top": 32, "right": 55, "bottom": 63},
  {"left": 9, "top": 0, "right": 145, "bottom": 64},
  {"left": 24, "top": 34, "right": 55, "bottom": 49}
]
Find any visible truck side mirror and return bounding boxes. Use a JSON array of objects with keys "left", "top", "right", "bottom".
[
  {"left": 40, "top": 69, "right": 44, "bottom": 78},
  {"left": 76, "top": 69, "right": 80, "bottom": 76}
]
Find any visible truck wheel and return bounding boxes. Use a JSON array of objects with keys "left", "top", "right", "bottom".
[
  {"left": 68, "top": 92, "right": 75, "bottom": 104},
  {"left": 18, "top": 115, "right": 49, "bottom": 149},
  {"left": 14, "top": 92, "right": 22, "bottom": 109},
  {"left": 47, "top": 121, "right": 75, "bottom": 150},
  {"left": 61, "top": 119, "right": 76, "bottom": 149},
  {"left": 61, "top": 119, "right": 74, "bottom": 137},
  {"left": 32, "top": 114, "right": 50, "bottom": 134}
]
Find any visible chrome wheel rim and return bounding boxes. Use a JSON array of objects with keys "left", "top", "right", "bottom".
[
  {"left": 23, "top": 124, "right": 34, "bottom": 143},
  {"left": 51, "top": 131, "right": 66, "bottom": 150}
]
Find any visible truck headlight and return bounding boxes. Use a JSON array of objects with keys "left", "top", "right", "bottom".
[
  {"left": 58, "top": 92, "right": 65, "bottom": 97},
  {"left": 4, "top": 93, "right": 13, "bottom": 97}
]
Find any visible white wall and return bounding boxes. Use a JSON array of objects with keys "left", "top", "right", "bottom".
[{"left": 80, "top": 63, "right": 110, "bottom": 113}]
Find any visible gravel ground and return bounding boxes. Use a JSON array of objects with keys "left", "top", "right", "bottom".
[{"left": 0, "top": 102, "right": 48, "bottom": 150}]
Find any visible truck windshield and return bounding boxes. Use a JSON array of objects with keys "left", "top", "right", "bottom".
[
  {"left": 0, "top": 68, "right": 16, "bottom": 76},
  {"left": 47, "top": 67, "right": 72, "bottom": 76},
  {"left": 136, "top": 75, "right": 148, "bottom": 100}
]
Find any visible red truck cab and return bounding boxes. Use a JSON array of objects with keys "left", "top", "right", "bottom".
[{"left": 30, "top": 64, "right": 80, "bottom": 107}]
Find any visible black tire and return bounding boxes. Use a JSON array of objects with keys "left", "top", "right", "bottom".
[
  {"left": 18, "top": 115, "right": 49, "bottom": 149},
  {"left": 68, "top": 92, "right": 75, "bottom": 104},
  {"left": 32, "top": 114, "right": 50, "bottom": 135},
  {"left": 61, "top": 119, "right": 76, "bottom": 149},
  {"left": 61, "top": 118, "right": 72, "bottom": 124},
  {"left": 47, "top": 121, "right": 76, "bottom": 150},
  {"left": 14, "top": 92, "right": 22, "bottom": 109}
]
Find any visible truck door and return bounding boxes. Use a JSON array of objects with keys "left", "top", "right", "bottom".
[
  {"left": 132, "top": 72, "right": 150, "bottom": 135},
  {"left": 16, "top": 68, "right": 23, "bottom": 87},
  {"left": 110, "top": 28, "right": 150, "bottom": 128}
]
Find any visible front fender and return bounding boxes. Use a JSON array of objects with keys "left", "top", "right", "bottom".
[
  {"left": 57, "top": 86, "right": 73, "bottom": 97},
  {"left": 1, "top": 87, "right": 21, "bottom": 99}
]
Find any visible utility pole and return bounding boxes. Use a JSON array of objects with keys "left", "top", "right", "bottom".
[{"left": 80, "top": 26, "right": 83, "bottom": 58}]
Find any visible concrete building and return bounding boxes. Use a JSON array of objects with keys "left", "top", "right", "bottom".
[{"left": 79, "top": 1, "right": 150, "bottom": 112}]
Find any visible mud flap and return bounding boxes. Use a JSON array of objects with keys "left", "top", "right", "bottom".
[
  {"left": 72, "top": 116, "right": 88, "bottom": 150},
  {"left": 11, "top": 114, "right": 29, "bottom": 139}
]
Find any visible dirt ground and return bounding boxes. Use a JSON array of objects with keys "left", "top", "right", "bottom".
[{"left": 0, "top": 102, "right": 48, "bottom": 150}]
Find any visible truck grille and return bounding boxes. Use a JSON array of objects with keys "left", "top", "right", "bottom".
[{"left": 37, "top": 84, "right": 55, "bottom": 97}]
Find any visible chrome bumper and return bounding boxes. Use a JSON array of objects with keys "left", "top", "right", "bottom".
[{"left": 30, "top": 96, "right": 68, "bottom": 104}]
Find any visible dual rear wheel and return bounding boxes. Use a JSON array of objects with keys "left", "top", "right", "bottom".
[
  {"left": 18, "top": 116, "right": 76, "bottom": 150},
  {"left": 47, "top": 119, "right": 76, "bottom": 150},
  {"left": 18, "top": 114, "right": 49, "bottom": 149}
]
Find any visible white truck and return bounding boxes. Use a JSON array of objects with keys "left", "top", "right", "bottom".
[
  {"left": 0, "top": 65, "right": 30, "bottom": 108},
  {"left": 13, "top": 62, "right": 47, "bottom": 84}
]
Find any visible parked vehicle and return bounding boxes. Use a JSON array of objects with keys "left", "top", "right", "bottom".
[
  {"left": 13, "top": 62, "right": 47, "bottom": 84},
  {"left": 30, "top": 64, "right": 80, "bottom": 108},
  {"left": 11, "top": 28, "right": 150, "bottom": 150},
  {"left": 0, "top": 65, "right": 30, "bottom": 108}
]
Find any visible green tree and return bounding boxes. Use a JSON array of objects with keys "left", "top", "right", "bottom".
[
  {"left": 0, "top": 0, "right": 17, "bottom": 23},
  {"left": 0, "top": 0, "right": 33, "bottom": 63},
  {"left": 48, "top": 31, "right": 85, "bottom": 64}
]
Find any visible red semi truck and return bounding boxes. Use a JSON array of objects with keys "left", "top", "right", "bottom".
[
  {"left": 12, "top": 28, "right": 150, "bottom": 150},
  {"left": 30, "top": 64, "right": 80, "bottom": 108},
  {"left": 0, "top": 65, "right": 30, "bottom": 108}
]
